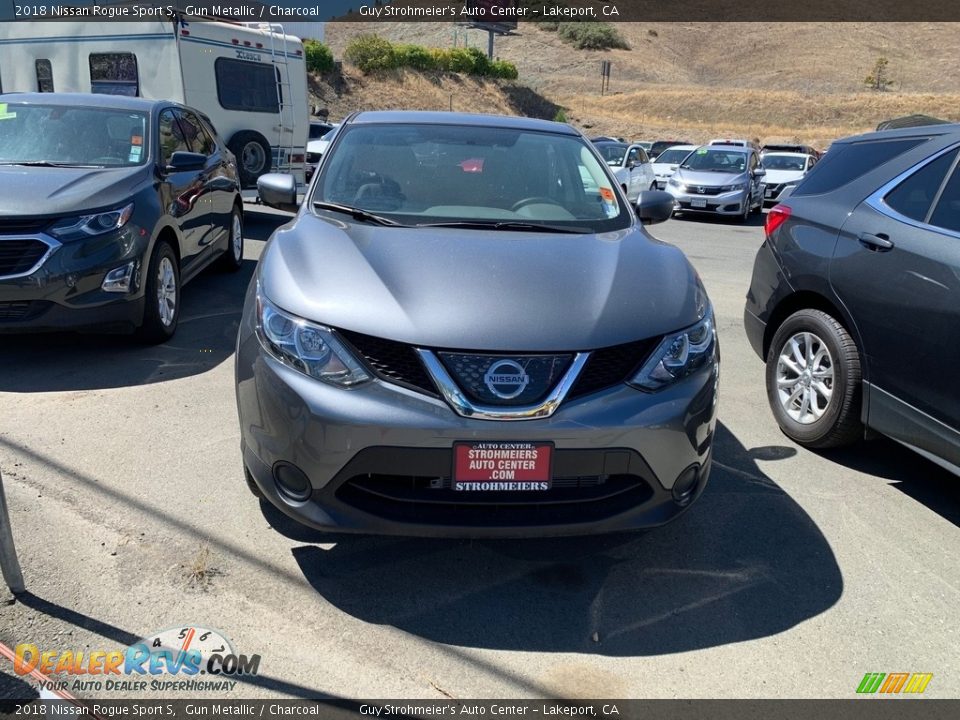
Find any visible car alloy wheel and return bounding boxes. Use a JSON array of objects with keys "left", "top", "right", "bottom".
[
  {"left": 156, "top": 257, "right": 177, "bottom": 327},
  {"left": 765, "top": 309, "right": 863, "bottom": 448}
]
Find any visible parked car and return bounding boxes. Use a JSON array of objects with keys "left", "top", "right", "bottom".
[
  {"left": 650, "top": 140, "right": 691, "bottom": 160},
  {"left": 305, "top": 123, "right": 340, "bottom": 183},
  {"left": 760, "top": 143, "right": 820, "bottom": 159},
  {"left": 592, "top": 140, "right": 657, "bottom": 201},
  {"left": 633, "top": 141, "right": 654, "bottom": 152},
  {"left": 238, "top": 110, "right": 719, "bottom": 537},
  {"left": 0, "top": 93, "right": 243, "bottom": 341},
  {"left": 744, "top": 123, "right": 960, "bottom": 474},
  {"left": 760, "top": 152, "right": 817, "bottom": 206},
  {"left": 666, "top": 145, "right": 766, "bottom": 221},
  {"left": 308, "top": 119, "right": 334, "bottom": 140},
  {"left": 710, "top": 138, "right": 761, "bottom": 151},
  {"left": 651, "top": 144, "right": 698, "bottom": 189}
]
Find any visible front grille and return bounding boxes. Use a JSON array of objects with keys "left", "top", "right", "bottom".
[
  {"left": 765, "top": 183, "right": 783, "bottom": 194},
  {"left": 338, "top": 329, "right": 438, "bottom": 396},
  {"left": 687, "top": 186, "right": 724, "bottom": 196},
  {"left": 567, "top": 337, "right": 661, "bottom": 399},
  {"left": 0, "top": 218, "right": 50, "bottom": 233},
  {"left": 0, "top": 300, "right": 51, "bottom": 321},
  {"left": 336, "top": 473, "right": 653, "bottom": 526},
  {"left": 438, "top": 352, "right": 571, "bottom": 407},
  {"left": 0, "top": 239, "right": 51, "bottom": 277}
]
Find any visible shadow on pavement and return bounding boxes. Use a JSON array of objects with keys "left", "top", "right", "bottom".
[
  {"left": 818, "top": 438, "right": 960, "bottom": 529},
  {"left": 673, "top": 210, "right": 766, "bottom": 228},
  {"left": 285, "top": 422, "right": 843, "bottom": 656},
  {"left": 0, "top": 208, "right": 289, "bottom": 393}
]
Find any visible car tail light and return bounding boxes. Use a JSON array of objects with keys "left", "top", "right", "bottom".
[{"left": 765, "top": 204, "right": 791, "bottom": 236}]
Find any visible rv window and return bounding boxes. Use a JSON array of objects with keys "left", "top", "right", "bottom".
[
  {"left": 35, "top": 60, "right": 54, "bottom": 93},
  {"left": 89, "top": 53, "right": 139, "bottom": 97},
  {"left": 214, "top": 58, "right": 281, "bottom": 114}
]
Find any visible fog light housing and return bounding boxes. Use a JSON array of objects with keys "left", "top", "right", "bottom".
[
  {"left": 101, "top": 261, "right": 136, "bottom": 293},
  {"left": 272, "top": 462, "right": 312, "bottom": 503},
  {"left": 672, "top": 465, "right": 700, "bottom": 506}
]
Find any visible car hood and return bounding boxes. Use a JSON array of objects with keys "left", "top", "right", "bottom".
[
  {"left": 674, "top": 169, "right": 746, "bottom": 186},
  {"left": 763, "top": 169, "right": 805, "bottom": 184},
  {"left": 259, "top": 215, "right": 706, "bottom": 351},
  {"left": 0, "top": 165, "right": 146, "bottom": 217}
]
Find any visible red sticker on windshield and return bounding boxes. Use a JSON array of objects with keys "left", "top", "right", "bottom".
[
  {"left": 600, "top": 187, "right": 615, "bottom": 202},
  {"left": 131, "top": 135, "right": 143, "bottom": 146}
]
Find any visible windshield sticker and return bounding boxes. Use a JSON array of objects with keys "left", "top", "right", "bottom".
[
  {"left": 599, "top": 187, "right": 615, "bottom": 202},
  {"left": 128, "top": 146, "right": 142, "bottom": 163},
  {"left": 0, "top": 104, "right": 16, "bottom": 120},
  {"left": 696, "top": 148, "right": 708, "bottom": 154},
  {"left": 131, "top": 135, "right": 143, "bottom": 146}
]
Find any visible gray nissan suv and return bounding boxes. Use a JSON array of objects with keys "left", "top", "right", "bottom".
[{"left": 236, "top": 111, "right": 719, "bottom": 537}]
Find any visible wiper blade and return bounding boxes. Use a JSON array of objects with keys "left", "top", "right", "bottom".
[
  {"left": 0, "top": 161, "right": 103, "bottom": 167},
  {"left": 312, "top": 201, "right": 402, "bottom": 226},
  {"left": 416, "top": 220, "right": 590, "bottom": 234}
]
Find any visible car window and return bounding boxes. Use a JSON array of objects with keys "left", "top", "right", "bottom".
[
  {"left": 793, "top": 138, "right": 927, "bottom": 196},
  {"left": 316, "top": 123, "right": 629, "bottom": 231},
  {"left": 884, "top": 149, "right": 959, "bottom": 223},
  {"left": 158, "top": 109, "right": 190, "bottom": 166},
  {"left": 928, "top": 158, "right": 960, "bottom": 232},
  {"left": 682, "top": 148, "right": 747, "bottom": 172},
  {"left": 176, "top": 111, "right": 215, "bottom": 156}
]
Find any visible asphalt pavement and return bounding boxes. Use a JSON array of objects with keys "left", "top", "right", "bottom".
[{"left": 0, "top": 206, "right": 957, "bottom": 700}]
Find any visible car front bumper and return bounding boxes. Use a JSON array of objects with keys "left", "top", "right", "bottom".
[
  {"left": 667, "top": 186, "right": 749, "bottom": 215},
  {"left": 0, "top": 227, "right": 151, "bottom": 333},
  {"left": 236, "top": 322, "right": 719, "bottom": 538}
]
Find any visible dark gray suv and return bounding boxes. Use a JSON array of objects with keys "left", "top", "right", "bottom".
[
  {"left": 236, "top": 111, "right": 719, "bottom": 537},
  {"left": 0, "top": 93, "right": 243, "bottom": 342},
  {"left": 745, "top": 124, "right": 960, "bottom": 475}
]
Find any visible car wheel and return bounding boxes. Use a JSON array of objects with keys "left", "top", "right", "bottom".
[
  {"left": 765, "top": 309, "right": 863, "bottom": 448},
  {"left": 217, "top": 206, "right": 244, "bottom": 272},
  {"left": 244, "top": 465, "right": 265, "bottom": 499},
  {"left": 136, "top": 240, "right": 180, "bottom": 344},
  {"left": 228, "top": 131, "right": 272, "bottom": 188}
]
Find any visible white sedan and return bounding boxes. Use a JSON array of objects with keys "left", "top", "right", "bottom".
[
  {"left": 761, "top": 152, "right": 817, "bottom": 205},
  {"left": 592, "top": 140, "right": 657, "bottom": 202}
]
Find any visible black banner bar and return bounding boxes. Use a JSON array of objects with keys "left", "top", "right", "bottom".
[
  {"left": 4, "top": 1, "right": 960, "bottom": 23},
  {"left": 2, "top": 700, "right": 960, "bottom": 720}
]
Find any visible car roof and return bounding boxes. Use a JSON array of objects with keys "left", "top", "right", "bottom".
[
  {"left": 699, "top": 144, "right": 752, "bottom": 154},
  {"left": 348, "top": 110, "right": 579, "bottom": 135},
  {"left": 0, "top": 91, "right": 163, "bottom": 112},
  {"left": 762, "top": 152, "right": 811, "bottom": 158},
  {"left": 836, "top": 122, "right": 960, "bottom": 145},
  {"left": 656, "top": 144, "right": 698, "bottom": 153}
]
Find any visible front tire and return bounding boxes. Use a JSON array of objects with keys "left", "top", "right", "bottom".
[
  {"left": 136, "top": 240, "right": 180, "bottom": 344},
  {"left": 217, "top": 206, "right": 244, "bottom": 272},
  {"left": 765, "top": 309, "right": 863, "bottom": 448}
]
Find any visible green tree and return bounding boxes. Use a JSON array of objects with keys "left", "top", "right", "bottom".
[
  {"left": 303, "top": 40, "right": 334, "bottom": 74},
  {"left": 865, "top": 57, "right": 894, "bottom": 91}
]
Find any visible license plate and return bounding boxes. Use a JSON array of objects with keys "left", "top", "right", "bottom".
[
  {"left": 453, "top": 441, "right": 553, "bottom": 491},
  {"left": 691, "top": 197, "right": 707, "bottom": 208}
]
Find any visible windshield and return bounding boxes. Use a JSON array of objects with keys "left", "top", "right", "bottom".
[
  {"left": 763, "top": 154, "right": 808, "bottom": 171},
  {"left": 0, "top": 103, "right": 148, "bottom": 167},
  {"left": 655, "top": 148, "right": 694, "bottom": 165},
  {"left": 594, "top": 143, "right": 628, "bottom": 166},
  {"left": 314, "top": 123, "right": 629, "bottom": 231},
  {"left": 681, "top": 148, "right": 748, "bottom": 173}
]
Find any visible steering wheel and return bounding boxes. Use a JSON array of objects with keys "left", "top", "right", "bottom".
[{"left": 510, "top": 196, "right": 564, "bottom": 212}]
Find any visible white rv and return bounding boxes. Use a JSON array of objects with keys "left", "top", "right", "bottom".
[{"left": 0, "top": 16, "right": 309, "bottom": 189}]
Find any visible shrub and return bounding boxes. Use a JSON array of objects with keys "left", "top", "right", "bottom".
[
  {"left": 553, "top": 109, "right": 568, "bottom": 123},
  {"left": 557, "top": 22, "right": 630, "bottom": 50},
  {"left": 394, "top": 44, "right": 434, "bottom": 71},
  {"left": 490, "top": 60, "right": 519, "bottom": 80},
  {"left": 344, "top": 34, "right": 397, "bottom": 73},
  {"left": 303, "top": 39, "right": 334, "bottom": 74}
]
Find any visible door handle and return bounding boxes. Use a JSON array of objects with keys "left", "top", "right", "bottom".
[{"left": 858, "top": 232, "right": 895, "bottom": 252}]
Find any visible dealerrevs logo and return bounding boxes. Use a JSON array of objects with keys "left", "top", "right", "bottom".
[{"left": 14, "top": 625, "right": 260, "bottom": 693}]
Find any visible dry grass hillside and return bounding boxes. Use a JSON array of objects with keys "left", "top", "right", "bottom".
[{"left": 319, "top": 21, "right": 960, "bottom": 146}]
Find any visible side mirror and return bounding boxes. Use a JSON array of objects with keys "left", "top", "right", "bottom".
[
  {"left": 754, "top": 167, "right": 766, "bottom": 177},
  {"left": 164, "top": 151, "right": 206, "bottom": 173},
  {"left": 257, "top": 173, "right": 298, "bottom": 213},
  {"left": 635, "top": 190, "right": 675, "bottom": 225}
]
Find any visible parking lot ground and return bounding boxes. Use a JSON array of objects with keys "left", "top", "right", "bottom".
[{"left": 1, "top": 206, "right": 958, "bottom": 700}]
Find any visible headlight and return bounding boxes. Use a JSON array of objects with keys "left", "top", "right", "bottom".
[
  {"left": 721, "top": 183, "right": 747, "bottom": 192},
  {"left": 48, "top": 203, "right": 134, "bottom": 241},
  {"left": 667, "top": 177, "right": 682, "bottom": 187},
  {"left": 629, "top": 310, "right": 716, "bottom": 391},
  {"left": 256, "top": 291, "right": 371, "bottom": 387}
]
